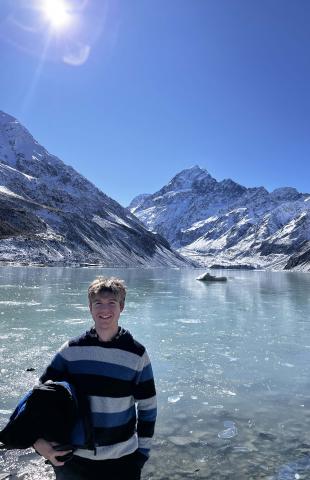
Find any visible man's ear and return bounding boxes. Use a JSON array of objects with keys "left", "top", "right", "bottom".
[{"left": 120, "top": 301, "right": 125, "bottom": 312}]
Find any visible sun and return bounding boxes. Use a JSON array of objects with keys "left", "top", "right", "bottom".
[{"left": 41, "top": 0, "right": 71, "bottom": 29}]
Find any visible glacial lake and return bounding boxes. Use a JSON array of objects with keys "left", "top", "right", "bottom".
[{"left": 0, "top": 266, "right": 310, "bottom": 480}]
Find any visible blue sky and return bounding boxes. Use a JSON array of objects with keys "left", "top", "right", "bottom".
[{"left": 0, "top": 0, "right": 309, "bottom": 206}]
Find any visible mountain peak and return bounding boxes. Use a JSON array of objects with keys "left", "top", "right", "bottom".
[{"left": 165, "top": 165, "right": 214, "bottom": 192}]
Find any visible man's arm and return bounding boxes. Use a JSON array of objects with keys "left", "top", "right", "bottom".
[
  {"left": 40, "top": 343, "right": 69, "bottom": 384},
  {"left": 134, "top": 351, "right": 157, "bottom": 468}
]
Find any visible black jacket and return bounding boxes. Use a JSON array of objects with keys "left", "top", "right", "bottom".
[{"left": 0, "top": 381, "right": 80, "bottom": 450}]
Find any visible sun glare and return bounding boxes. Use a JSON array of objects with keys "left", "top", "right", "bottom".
[{"left": 41, "top": 0, "right": 71, "bottom": 29}]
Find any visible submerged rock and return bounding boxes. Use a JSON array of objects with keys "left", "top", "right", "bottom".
[{"left": 259, "top": 432, "right": 277, "bottom": 441}]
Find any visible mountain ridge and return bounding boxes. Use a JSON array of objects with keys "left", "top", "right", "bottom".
[
  {"left": 0, "top": 111, "right": 192, "bottom": 267},
  {"left": 129, "top": 166, "right": 310, "bottom": 271}
]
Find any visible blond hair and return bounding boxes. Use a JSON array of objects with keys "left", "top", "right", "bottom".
[{"left": 88, "top": 277, "right": 126, "bottom": 305}]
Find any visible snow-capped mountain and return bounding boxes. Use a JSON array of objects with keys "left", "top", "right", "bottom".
[
  {"left": 128, "top": 166, "right": 310, "bottom": 271},
  {"left": 0, "top": 111, "right": 192, "bottom": 267}
]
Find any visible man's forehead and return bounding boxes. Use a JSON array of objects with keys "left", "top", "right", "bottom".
[{"left": 92, "top": 292, "right": 118, "bottom": 301}]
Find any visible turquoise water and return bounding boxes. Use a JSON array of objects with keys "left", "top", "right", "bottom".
[{"left": 0, "top": 267, "right": 310, "bottom": 479}]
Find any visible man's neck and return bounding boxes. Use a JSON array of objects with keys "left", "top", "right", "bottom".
[{"left": 96, "top": 326, "right": 119, "bottom": 342}]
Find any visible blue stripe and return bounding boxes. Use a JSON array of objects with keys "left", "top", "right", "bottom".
[
  {"left": 11, "top": 391, "right": 32, "bottom": 420},
  {"left": 92, "top": 405, "right": 136, "bottom": 428},
  {"left": 138, "top": 407, "right": 157, "bottom": 422},
  {"left": 139, "top": 363, "right": 153, "bottom": 382},
  {"left": 51, "top": 353, "right": 66, "bottom": 371},
  {"left": 68, "top": 360, "right": 136, "bottom": 381}
]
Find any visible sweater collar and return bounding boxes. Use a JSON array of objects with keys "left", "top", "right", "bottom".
[{"left": 88, "top": 326, "right": 125, "bottom": 343}]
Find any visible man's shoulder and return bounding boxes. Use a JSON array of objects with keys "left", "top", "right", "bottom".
[
  {"left": 118, "top": 329, "right": 146, "bottom": 357},
  {"left": 67, "top": 330, "right": 93, "bottom": 347}
]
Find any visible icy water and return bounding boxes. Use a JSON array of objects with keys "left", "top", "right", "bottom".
[{"left": 0, "top": 267, "right": 310, "bottom": 480}]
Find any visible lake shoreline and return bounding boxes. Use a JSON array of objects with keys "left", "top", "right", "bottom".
[{"left": 1, "top": 261, "right": 310, "bottom": 273}]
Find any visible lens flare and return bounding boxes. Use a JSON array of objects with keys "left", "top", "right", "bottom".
[{"left": 41, "top": 0, "right": 71, "bottom": 29}]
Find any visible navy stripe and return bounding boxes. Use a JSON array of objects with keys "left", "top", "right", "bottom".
[
  {"left": 40, "top": 366, "right": 69, "bottom": 384},
  {"left": 137, "top": 419, "right": 155, "bottom": 437},
  {"left": 70, "top": 373, "right": 134, "bottom": 397},
  {"left": 134, "top": 379, "right": 156, "bottom": 400},
  {"left": 94, "top": 417, "right": 136, "bottom": 446},
  {"left": 137, "top": 407, "right": 157, "bottom": 422},
  {"left": 68, "top": 360, "right": 136, "bottom": 381},
  {"left": 92, "top": 405, "right": 136, "bottom": 428}
]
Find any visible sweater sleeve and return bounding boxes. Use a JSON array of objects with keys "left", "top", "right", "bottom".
[
  {"left": 40, "top": 342, "right": 70, "bottom": 384},
  {"left": 134, "top": 350, "right": 157, "bottom": 467}
]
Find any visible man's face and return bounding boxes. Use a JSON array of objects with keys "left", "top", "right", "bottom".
[{"left": 89, "top": 292, "right": 124, "bottom": 335}]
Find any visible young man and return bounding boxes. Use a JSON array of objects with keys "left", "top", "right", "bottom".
[{"left": 34, "top": 277, "right": 157, "bottom": 480}]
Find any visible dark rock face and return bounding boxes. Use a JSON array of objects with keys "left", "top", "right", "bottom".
[
  {"left": 284, "top": 241, "right": 310, "bottom": 270},
  {"left": 0, "top": 111, "right": 192, "bottom": 267},
  {"left": 129, "top": 166, "right": 310, "bottom": 271}
]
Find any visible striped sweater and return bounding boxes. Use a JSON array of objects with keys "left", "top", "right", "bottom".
[{"left": 40, "top": 327, "right": 157, "bottom": 464}]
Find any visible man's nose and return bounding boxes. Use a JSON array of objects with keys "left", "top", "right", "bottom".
[{"left": 99, "top": 303, "right": 109, "bottom": 309}]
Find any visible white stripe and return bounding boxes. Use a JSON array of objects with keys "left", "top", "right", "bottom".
[
  {"left": 137, "top": 395, "right": 157, "bottom": 411},
  {"left": 59, "top": 346, "right": 144, "bottom": 371},
  {"left": 74, "top": 434, "right": 138, "bottom": 460},
  {"left": 138, "top": 437, "right": 153, "bottom": 449},
  {"left": 90, "top": 395, "right": 135, "bottom": 414}
]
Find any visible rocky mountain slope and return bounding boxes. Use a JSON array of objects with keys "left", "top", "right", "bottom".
[
  {"left": 0, "top": 111, "right": 191, "bottom": 267},
  {"left": 129, "top": 166, "right": 310, "bottom": 271}
]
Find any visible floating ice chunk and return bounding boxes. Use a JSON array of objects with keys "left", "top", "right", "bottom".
[
  {"left": 168, "top": 436, "right": 200, "bottom": 446},
  {"left": 221, "top": 389, "right": 237, "bottom": 396},
  {"left": 0, "top": 301, "right": 40, "bottom": 305},
  {"left": 64, "top": 319, "right": 85, "bottom": 324},
  {"left": 232, "top": 446, "right": 252, "bottom": 453},
  {"left": 168, "top": 395, "right": 181, "bottom": 403},
  {"left": 175, "top": 318, "right": 201, "bottom": 324},
  {"left": 218, "top": 420, "right": 238, "bottom": 439},
  {"left": 36, "top": 308, "right": 56, "bottom": 312}
]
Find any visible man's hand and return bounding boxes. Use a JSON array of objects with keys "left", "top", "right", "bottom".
[{"left": 33, "top": 438, "right": 73, "bottom": 466}]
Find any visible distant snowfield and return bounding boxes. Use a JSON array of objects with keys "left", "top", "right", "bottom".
[{"left": 0, "top": 185, "right": 25, "bottom": 199}]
